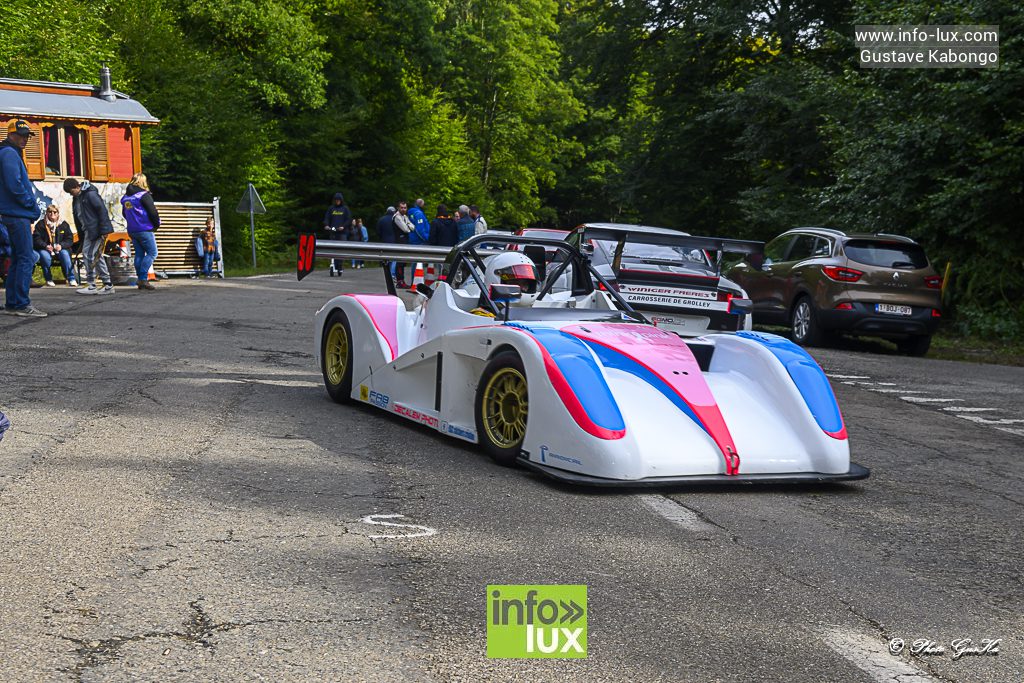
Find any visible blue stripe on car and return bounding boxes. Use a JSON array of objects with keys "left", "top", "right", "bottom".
[
  {"left": 580, "top": 340, "right": 709, "bottom": 434},
  {"left": 506, "top": 324, "right": 625, "bottom": 433},
  {"left": 736, "top": 331, "right": 844, "bottom": 433}
]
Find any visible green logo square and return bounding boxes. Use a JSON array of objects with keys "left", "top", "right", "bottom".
[{"left": 486, "top": 584, "right": 587, "bottom": 658}]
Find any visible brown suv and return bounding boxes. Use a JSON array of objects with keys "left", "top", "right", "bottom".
[{"left": 726, "top": 228, "right": 942, "bottom": 355}]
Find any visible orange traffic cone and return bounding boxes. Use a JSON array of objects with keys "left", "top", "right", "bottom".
[
  {"left": 424, "top": 263, "right": 437, "bottom": 285},
  {"left": 411, "top": 262, "right": 425, "bottom": 287}
]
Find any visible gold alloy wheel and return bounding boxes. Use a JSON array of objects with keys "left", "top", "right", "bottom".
[
  {"left": 324, "top": 323, "right": 349, "bottom": 386},
  {"left": 481, "top": 367, "right": 529, "bottom": 449}
]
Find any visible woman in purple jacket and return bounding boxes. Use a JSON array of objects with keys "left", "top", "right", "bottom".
[{"left": 120, "top": 173, "right": 160, "bottom": 291}]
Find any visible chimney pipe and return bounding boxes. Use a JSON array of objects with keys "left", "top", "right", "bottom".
[{"left": 98, "top": 63, "right": 116, "bottom": 102}]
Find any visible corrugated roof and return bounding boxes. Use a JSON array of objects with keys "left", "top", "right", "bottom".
[{"left": 0, "top": 80, "right": 159, "bottom": 124}]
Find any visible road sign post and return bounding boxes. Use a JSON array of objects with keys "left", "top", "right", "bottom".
[{"left": 236, "top": 182, "right": 267, "bottom": 269}]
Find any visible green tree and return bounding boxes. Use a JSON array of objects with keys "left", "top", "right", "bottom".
[{"left": 443, "top": 0, "right": 583, "bottom": 226}]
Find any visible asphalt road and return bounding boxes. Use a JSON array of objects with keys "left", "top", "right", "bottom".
[{"left": 1, "top": 271, "right": 1021, "bottom": 683}]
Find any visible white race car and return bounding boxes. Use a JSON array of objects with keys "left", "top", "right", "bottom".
[{"left": 297, "top": 232, "right": 868, "bottom": 485}]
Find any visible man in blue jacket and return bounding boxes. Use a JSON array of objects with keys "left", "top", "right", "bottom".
[
  {"left": 407, "top": 198, "right": 430, "bottom": 245},
  {"left": 0, "top": 120, "right": 44, "bottom": 317}
]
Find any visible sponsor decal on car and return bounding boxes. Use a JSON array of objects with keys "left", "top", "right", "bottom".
[
  {"left": 359, "top": 385, "right": 391, "bottom": 409},
  {"left": 618, "top": 284, "right": 727, "bottom": 310},
  {"left": 539, "top": 445, "right": 583, "bottom": 466},
  {"left": 439, "top": 420, "right": 477, "bottom": 442},
  {"left": 619, "top": 284, "right": 717, "bottom": 299},
  {"left": 393, "top": 403, "right": 440, "bottom": 428},
  {"left": 487, "top": 584, "right": 587, "bottom": 658}
]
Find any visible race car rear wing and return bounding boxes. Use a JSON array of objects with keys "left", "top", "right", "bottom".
[
  {"left": 576, "top": 225, "right": 765, "bottom": 256},
  {"left": 296, "top": 234, "right": 505, "bottom": 293}
]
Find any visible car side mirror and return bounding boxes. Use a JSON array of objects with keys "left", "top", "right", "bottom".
[{"left": 489, "top": 284, "right": 522, "bottom": 303}]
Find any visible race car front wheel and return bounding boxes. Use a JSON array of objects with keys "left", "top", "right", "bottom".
[
  {"left": 321, "top": 310, "right": 353, "bottom": 403},
  {"left": 475, "top": 351, "right": 529, "bottom": 466}
]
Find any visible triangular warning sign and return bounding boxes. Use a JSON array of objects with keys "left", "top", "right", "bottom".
[{"left": 236, "top": 183, "right": 267, "bottom": 214}]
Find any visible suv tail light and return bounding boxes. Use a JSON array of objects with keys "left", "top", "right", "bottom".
[
  {"left": 924, "top": 275, "right": 943, "bottom": 289},
  {"left": 822, "top": 266, "right": 864, "bottom": 283},
  {"left": 835, "top": 302, "right": 854, "bottom": 310}
]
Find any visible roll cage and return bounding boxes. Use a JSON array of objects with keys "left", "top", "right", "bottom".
[{"left": 444, "top": 233, "right": 646, "bottom": 321}]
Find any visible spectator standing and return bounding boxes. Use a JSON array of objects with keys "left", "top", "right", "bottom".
[
  {"left": 456, "top": 204, "right": 475, "bottom": 242},
  {"left": 470, "top": 205, "right": 488, "bottom": 235},
  {"left": 350, "top": 218, "right": 367, "bottom": 268},
  {"left": 1, "top": 120, "right": 45, "bottom": 316},
  {"left": 64, "top": 177, "right": 115, "bottom": 295},
  {"left": 429, "top": 204, "right": 459, "bottom": 247},
  {"left": 199, "top": 217, "right": 219, "bottom": 278},
  {"left": 120, "top": 173, "right": 160, "bottom": 291},
  {"left": 323, "top": 192, "right": 352, "bottom": 276},
  {"left": 407, "top": 198, "right": 430, "bottom": 245},
  {"left": 376, "top": 206, "right": 398, "bottom": 280},
  {"left": 392, "top": 201, "right": 414, "bottom": 287},
  {"left": 33, "top": 205, "right": 77, "bottom": 287}
]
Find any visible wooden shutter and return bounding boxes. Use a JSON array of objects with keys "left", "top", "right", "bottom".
[
  {"left": 87, "top": 125, "right": 109, "bottom": 181},
  {"left": 22, "top": 121, "right": 45, "bottom": 180},
  {"left": 130, "top": 126, "right": 142, "bottom": 175}
]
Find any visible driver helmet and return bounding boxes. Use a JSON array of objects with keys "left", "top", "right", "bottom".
[{"left": 484, "top": 252, "right": 539, "bottom": 307}]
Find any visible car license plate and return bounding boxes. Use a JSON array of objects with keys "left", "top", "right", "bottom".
[{"left": 876, "top": 303, "right": 912, "bottom": 316}]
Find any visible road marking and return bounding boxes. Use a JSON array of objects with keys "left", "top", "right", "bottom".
[
  {"left": 873, "top": 389, "right": 924, "bottom": 394},
  {"left": 955, "top": 415, "right": 1024, "bottom": 425},
  {"left": 829, "top": 374, "right": 870, "bottom": 379},
  {"left": 900, "top": 397, "right": 957, "bottom": 403},
  {"left": 820, "top": 628, "right": 937, "bottom": 683},
  {"left": 941, "top": 406, "right": 998, "bottom": 412},
  {"left": 359, "top": 514, "right": 437, "bottom": 539},
  {"left": 639, "top": 494, "right": 716, "bottom": 533},
  {"left": 997, "top": 427, "right": 1024, "bottom": 437}
]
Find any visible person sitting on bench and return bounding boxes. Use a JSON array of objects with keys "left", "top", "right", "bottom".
[{"left": 33, "top": 205, "right": 77, "bottom": 287}]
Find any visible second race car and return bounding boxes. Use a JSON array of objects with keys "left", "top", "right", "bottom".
[{"left": 563, "top": 223, "right": 763, "bottom": 337}]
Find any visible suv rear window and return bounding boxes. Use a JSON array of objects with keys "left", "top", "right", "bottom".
[{"left": 843, "top": 240, "right": 929, "bottom": 269}]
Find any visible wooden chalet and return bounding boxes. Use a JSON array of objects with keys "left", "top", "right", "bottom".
[{"left": 1, "top": 68, "right": 223, "bottom": 277}]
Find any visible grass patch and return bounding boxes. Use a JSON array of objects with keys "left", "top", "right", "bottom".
[
  {"left": 223, "top": 259, "right": 295, "bottom": 278},
  {"left": 929, "top": 331, "right": 1024, "bottom": 366}
]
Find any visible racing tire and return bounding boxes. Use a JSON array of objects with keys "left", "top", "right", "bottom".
[
  {"left": 791, "top": 296, "right": 825, "bottom": 347},
  {"left": 475, "top": 351, "right": 529, "bottom": 467},
  {"left": 897, "top": 334, "right": 931, "bottom": 357},
  {"left": 321, "top": 309, "right": 354, "bottom": 403}
]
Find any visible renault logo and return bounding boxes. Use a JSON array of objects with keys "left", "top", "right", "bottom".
[{"left": 892, "top": 272, "right": 900, "bottom": 281}]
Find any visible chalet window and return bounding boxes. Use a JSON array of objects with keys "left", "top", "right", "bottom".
[
  {"left": 5, "top": 118, "right": 119, "bottom": 181},
  {"left": 42, "top": 124, "right": 85, "bottom": 178}
]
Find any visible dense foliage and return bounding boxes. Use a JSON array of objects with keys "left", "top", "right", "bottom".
[{"left": 2, "top": 0, "right": 1021, "bottom": 335}]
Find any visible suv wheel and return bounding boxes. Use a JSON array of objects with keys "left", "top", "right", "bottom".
[
  {"left": 897, "top": 334, "right": 931, "bottom": 357},
  {"left": 791, "top": 296, "right": 824, "bottom": 347}
]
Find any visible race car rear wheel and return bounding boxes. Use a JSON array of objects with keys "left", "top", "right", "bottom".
[
  {"left": 475, "top": 352, "right": 529, "bottom": 466},
  {"left": 321, "top": 310, "right": 353, "bottom": 403}
]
